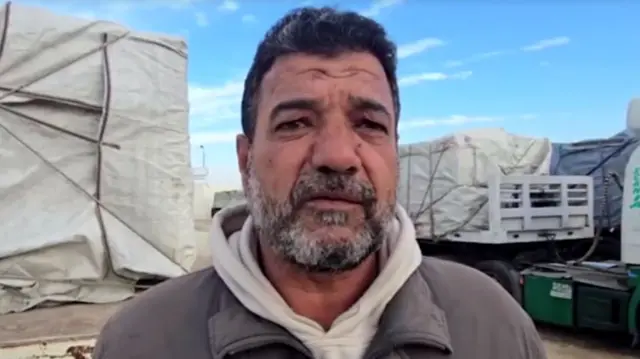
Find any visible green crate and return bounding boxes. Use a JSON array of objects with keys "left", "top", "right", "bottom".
[{"left": 522, "top": 272, "right": 574, "bottom": 327}]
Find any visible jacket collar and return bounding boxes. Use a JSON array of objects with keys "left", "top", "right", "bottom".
[
  {"left": 208, "top": 259, "right": 453, "bottom": 359},
  {"left": 364, "top": 266, "right": 453, "bottom": 358},
  {"left": 208, "top": 291, "right": 311, "bottom": 359}
]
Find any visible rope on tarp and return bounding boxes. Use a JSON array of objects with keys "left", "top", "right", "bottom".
[{"left": 0, "top": 3, "right": 189, "bottom": 283}]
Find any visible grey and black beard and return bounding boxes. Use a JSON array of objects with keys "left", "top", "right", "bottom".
[{"left": 245, "top": 160, "right": 395, "bottom": 273}]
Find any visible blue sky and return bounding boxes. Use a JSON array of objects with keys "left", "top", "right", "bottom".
[{"left": 22, "top": 0, "right": 640, "bottom": 190}]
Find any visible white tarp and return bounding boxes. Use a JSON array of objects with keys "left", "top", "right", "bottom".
[
  {"left": 398, "top": 128, "right": 553, "bottom": 239},
  {"left": 0, "top": 3, "right": 195, "bottom": 314},
  {"left": 192, "top": 178, "right": 215, "bottom": 270}
]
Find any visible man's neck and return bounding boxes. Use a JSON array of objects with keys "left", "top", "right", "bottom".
[{"left": 259, "top": 243, "right": 378, "bottom": 330}]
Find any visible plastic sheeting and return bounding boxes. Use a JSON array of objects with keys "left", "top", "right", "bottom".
[
  {"left": 0, "top": 3, "right": 195, "bottom": 314},
  {"left": 398, "top": 128, "right": 553, "bottom": 239},
  {"left": 192, "top": 178, "right": 216, "bottom": 270},
  {"left": 551, "top": 131, "right": 638, "bottom": 229}
]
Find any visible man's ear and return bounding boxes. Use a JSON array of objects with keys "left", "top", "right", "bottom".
[{"left": 236, "top": 134, "right": 251, "bottom": 184}]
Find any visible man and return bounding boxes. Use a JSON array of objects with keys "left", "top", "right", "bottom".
[{"left": 94, "top": 7, "right": 547, "bottom": 359}]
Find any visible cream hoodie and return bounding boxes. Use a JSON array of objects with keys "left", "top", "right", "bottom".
[{"left": 210, "top": 203, "right": 422, "bottom": 359}]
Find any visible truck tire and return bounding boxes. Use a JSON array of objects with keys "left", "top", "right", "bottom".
[{"left": 475, "top": 259, "right": 522, "bottom": 305}]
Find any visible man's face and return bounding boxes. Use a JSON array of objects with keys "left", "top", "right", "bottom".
[{"left": 236, "top": 52, "right": 398, "bottom": 272}]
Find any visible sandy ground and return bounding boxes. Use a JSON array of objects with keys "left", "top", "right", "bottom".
[{"left": 540, "top": 326, "right": 638, "bottom": 359}]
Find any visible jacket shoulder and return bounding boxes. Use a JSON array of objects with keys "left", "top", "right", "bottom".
[
  {"left": 417, "top": 257, "right": 547, "bottom": 358},
  {"left": 93, "top": 268, "right": 225, "bottom": 358}
]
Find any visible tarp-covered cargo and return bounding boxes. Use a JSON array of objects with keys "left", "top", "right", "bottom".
[
  {"left": 0, "top": 3, "right": 194, "bottom": 314},
  {"left": 398, "top": 128, "right": 552, "bottom": 239},
  {"left": 550, "top": 131, "right": 638, "bottom": 229}
]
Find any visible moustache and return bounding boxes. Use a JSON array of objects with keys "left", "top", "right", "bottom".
[{"left": 289, "top": 173, "right": 377, "bottom": 211}]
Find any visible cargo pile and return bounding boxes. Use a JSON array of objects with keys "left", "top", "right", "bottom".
[{"left": 0, "top": 2, "right": 195, "bottom": 314}]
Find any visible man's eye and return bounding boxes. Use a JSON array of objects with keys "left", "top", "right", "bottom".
[
  {"left": 356, "top": 118, "right": 388, "bottom": 133},
  {"left": 275, "top": 118, "right": 311, "bottom": 132}
]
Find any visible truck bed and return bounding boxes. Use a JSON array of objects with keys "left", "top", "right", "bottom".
[{"left": 0, "top": 302, "right": 124, "bottom": 357}]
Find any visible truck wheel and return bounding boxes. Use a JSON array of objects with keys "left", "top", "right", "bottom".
[{"left": 475, "top": 260, "right": 522, "bottom": 305}]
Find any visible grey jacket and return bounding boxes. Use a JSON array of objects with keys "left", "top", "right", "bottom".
[{"left": 94, "top": 256, "right": 546, "bottom": 359}]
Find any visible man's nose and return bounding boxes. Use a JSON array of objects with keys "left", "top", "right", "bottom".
[{"left": 310, "top": 121, "right": 361, "bottom": 175}]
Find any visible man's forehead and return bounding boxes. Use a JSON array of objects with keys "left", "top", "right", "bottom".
[{"left": 260, "top": 52, "right": 390, "bottom": 97}]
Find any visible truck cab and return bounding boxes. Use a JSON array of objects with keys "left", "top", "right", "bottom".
[
  {"left": 621, "top": 97, "right": 640, "bottom": 343},
  {"left": 521, "top": 98, "right": 640, "bottom": 347},
  {"left": 622, "top": 98, "right": 640, "bottom": 266}
]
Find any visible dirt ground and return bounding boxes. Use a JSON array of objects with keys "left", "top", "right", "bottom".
[{"left": 540, "top": 326, "right": 638, "bottom": 359}]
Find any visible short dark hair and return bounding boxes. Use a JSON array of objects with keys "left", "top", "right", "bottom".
[{"left": 240, "top": 6, "right": 400, "bottom": 139}]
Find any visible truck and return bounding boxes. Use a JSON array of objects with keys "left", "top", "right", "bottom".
[
  {"left": 413, "top": 173, "right": 595, "bottom": 304},
  {"left": 400, "top": 98, "right": 640, "bottom": 346},
  {"left": 519, "top": 98, "right": 640, "bottom": 346},
  {"left": 397, "top": 124, "right": 595, "bottom": 304},
  {"left": 402, "top": 98, "right": 640, "bottom": 345}
]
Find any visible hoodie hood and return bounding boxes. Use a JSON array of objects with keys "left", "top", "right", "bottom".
[{"left": 210, "top": 202, "right": 423, "bottom": 359}]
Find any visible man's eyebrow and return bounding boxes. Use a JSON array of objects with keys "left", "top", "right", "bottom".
[
  {"left": 348, "top": 95, "right": 391, "bottom": 118},
  {"left": 269, "top": 98, "right": 321, "bottom": 122}
]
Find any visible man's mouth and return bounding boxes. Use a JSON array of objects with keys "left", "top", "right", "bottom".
[{"left": 303, "top": 192, "right": 363, "bottom": 209}]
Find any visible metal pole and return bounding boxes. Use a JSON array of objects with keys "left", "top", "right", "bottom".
[{"left": 199, "top": 145, "right": 206, "bottom": 167}]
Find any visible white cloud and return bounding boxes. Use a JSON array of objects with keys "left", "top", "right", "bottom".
[
  {"left": 400, "top": 113, "right": 537, "bottom": 130},
  {"left": 397, "top": 37, "right": 446, "bottom": 59},
  {"left": 360, "top": 0, "right": 404, "bottom": 17},
  {"left": 442, "top": 37, "right": 569, "bottom": 68},
  {"left": 443, "top": 60, "right": 464, "bottom": 68},
  {"left": 398, "top": 70, "right": 472, "bottom": 87},
  {"left": 241, "top": 14, "right": 256, "bottom": 23},
  {"left": 519, "top": 113, "right": 538, "bottom": 120},
  {"left": 445, "top": 37, "right": 569, "bottom": 69},
  {"left": 44, "top": 4, "right": 129, "bottom": 23},
  {"left": 194, "top": 11, "right": 208, "bottom": 27},
  {"left": 443, "top": 36, "right": 569, "bottom": 68},
  {"left": 521, "top": 36, "right": 570, "bottom": 52},
  {"left": 21, "top": 1, "right": 203, "bottom": 28},
  {"left": 472, "top": 50, "right": 505, "bottom": 60},
  {"left": 168, "top": 0, "right": 200, "bottom": 10},
  {"left": 400, "top": 115, "right": 503, "bottom": 130},
  {"left": 189, "top": 81, "right": 244, "bottom": 125},
  {"left": 449, "top": 71, "right": 473, "bottom": 80},
  {"left": 400, "top": 72, "right": 446, "bottom": 85},
  {"left": 218, "top": 0, "right": 239, "bottom": 12},
  {"left": 444, "top": 50, "right": 507, "bottom": 68},
  {"left": 190, "top": 130, "right": 239, "bottom": 145}
]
